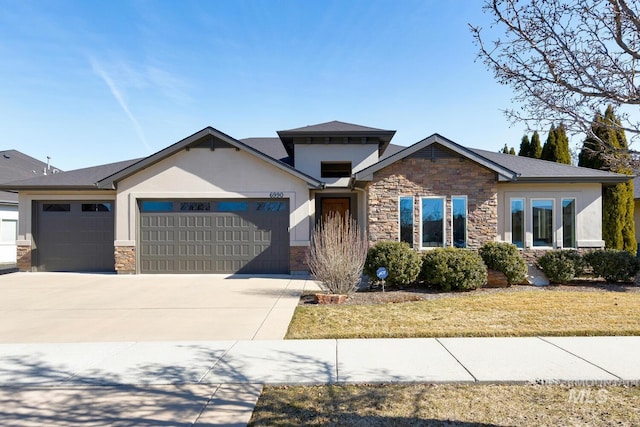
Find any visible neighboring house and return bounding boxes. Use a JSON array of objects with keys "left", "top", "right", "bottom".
[
  {"left": 0, "top": 121, "right": 630, "bottom": 274},
  {"left": 0, "top": 150, "right": 55, "bottom": 264}
]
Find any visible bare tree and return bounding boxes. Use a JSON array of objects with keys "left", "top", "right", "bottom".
[{"left": 471, "top": 0, "right": 640, "bottom": 145}]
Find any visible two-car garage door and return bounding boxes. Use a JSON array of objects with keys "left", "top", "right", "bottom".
[
  {"left": 33, "top": 199, "right": 290, "bottom": 274},
  {"left": 139, "top": 199, "right": 289, "bottom": 274}
]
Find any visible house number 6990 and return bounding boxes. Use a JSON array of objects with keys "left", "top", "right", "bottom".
[{"left": 270, "top": 192, "right": 284, "bottom": 198}]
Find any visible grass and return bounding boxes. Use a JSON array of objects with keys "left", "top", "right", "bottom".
[
  {"left": 286, "top": 290, "right": 640, "bottom": 339},
  {"left": 249, "top": 383, "right": 640, "bottom": 426}
]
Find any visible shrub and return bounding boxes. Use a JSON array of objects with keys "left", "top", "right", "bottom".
[
  {"left": 420, "top": 248, "right": 487, "bottom": 291},
  {"left": 478, "top": 242, "right": 527, "bottom": 285},
  {"left": 537, "top": 251, "right": 583, "bottom": 284},
  {"left": 364, "top": 241, "right": 421, "bottom": 287},
  {"left": 584, "top": 249, "right": 640, "bottom": 282},
  {"left": 306, "top": 212, "right": 368, "bottom": 296}
]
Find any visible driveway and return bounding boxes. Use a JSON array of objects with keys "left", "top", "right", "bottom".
[{"left": 0, "top": 273, "right": 318, "bottom": 342}]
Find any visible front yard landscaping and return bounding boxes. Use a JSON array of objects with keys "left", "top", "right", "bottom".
[
  {"left": 286, "top": 284, "right": 640, "bottom": 339},
  {"left": 249, "top": 383, "right": 640, "bottom": 426}
]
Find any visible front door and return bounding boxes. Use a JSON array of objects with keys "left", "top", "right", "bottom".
[{"left": 321, "top": 197, "right": 351, "bottom": 221}]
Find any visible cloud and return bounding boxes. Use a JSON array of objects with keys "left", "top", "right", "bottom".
[{"left": 89, "top": 56, "right": 153, "bottom": 153}]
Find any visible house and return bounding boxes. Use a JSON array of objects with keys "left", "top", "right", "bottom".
[
  {"left": 0, "top": 150, "right": 55, "bottom": 264},
  {"left": 0, "top": 121, "right": 630, "bottom": 274}
]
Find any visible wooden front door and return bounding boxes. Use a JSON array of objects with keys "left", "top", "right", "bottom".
[{"left": 321, "top": 198, "right": 351, "bottom": 221}]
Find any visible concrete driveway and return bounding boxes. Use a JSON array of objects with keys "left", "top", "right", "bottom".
[{"left": 0, "top": 273, "right": 318, "bottom": 342}]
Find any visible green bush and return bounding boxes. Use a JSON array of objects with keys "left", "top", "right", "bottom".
[
  {"left": 364, "top": 241, "right": 421, "bottom": 286},
  {"left": 420, "top": 248, "right": 487, "bottom": 291},
  {"left": 478, "top": 242, "right": 527, "bottom": 285},
  {"left": 584, "top": 249, "right": 640, "bottom": 282},
  {"left": 537, "top": 251, "right": 584, "bottom": 284}
]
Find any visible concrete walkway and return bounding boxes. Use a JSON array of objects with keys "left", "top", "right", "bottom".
[{"left": 1, "top": 336, "right": 639, "bottom": 426}]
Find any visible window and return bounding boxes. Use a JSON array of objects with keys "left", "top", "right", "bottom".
[
  {"left": 421, "top": 197, "right": 445, "bottom": 248},
  {"left": 82, "top": 203, "right": 111, "bottom": 212},
  {"left": 140, "top": 201, "right": 174, "bottom": 212},
  {"left": 399, "top": 196, "right": 413, "bottom": 245},
  {"left": 1, "top": 220, "right": 17, "bottom": 242},
  {"left": 532, "top": 199, "right": 554, "bottom": 247},
  {"left": 562, "top": 198, "right": 576, "bottom": 248},
  {"left": 179, "top": 202, "right": 211, "bottom": 211},
  {"left": 256, "top": 202, "right": 287, "bottom": 212},
  {"left": 43, "top": 203, "right": 70, "bottom": 212},
  {"left": 217, "top": 201, "right": 248, "bottom": 212},
  {"left": 452, "top": 196, "right": 467, "bottom": 248},
  {"left": 510, "top": 198, "right": 525, "bottom": 249},
  {"left": 321, "top": 162, "right": 352, "bottom": 178}
]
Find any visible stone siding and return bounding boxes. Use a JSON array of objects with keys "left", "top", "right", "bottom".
[
  {"left": 115, "top": 246, "right": 136, "bottom": 274},
  {"left": 289, "top": 245, "right": 309, "bottom": 273},
  {"left": 16, "top": 245, "right": 31, "bottom": 271},
  {"left": 368, "top": 156, "right": 498, "bottom": 249}
]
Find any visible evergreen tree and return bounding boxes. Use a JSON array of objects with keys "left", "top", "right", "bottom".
[
  {"left": 518, "top": 135, "right": 531, "bottom": 157},
  {"left": 530, "top": 131, "right": 542, "bottom": 158},
  {"left": 501, "top": 144, "right": 510, "bottom": 154},
  {"left": 541, "top": 125, "right": 558, "bottom": 161},
  {"left": 509, "top": 147, "right": 516, "bottom": 155},
  {"left": 578, "top": 105, "right": 636, "bottom": 254},
  {"left": 555, "top": 123, "right": 572, "bottom": 164}
]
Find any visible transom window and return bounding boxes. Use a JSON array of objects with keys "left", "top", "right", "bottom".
[
  {"left": 321, "top": 162, "right": 352, "bottom": 178},
  {"left": 421, "top": 197, "right": 445, "bottom": 248}
]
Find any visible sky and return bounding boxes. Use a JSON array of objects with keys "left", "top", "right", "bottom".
[{"left": 1, "top": 0, "right": 531, "bottom": 171}]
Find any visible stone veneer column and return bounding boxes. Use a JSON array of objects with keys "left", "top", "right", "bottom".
[
  {"left": 289, "top": 245, "right": 309, "bottom": 274},
  {"left": 115, "top": 246, "right": 136, "bottom": 274},
  {"left": 16, "top": 245, "right": 31, "bottom": 271}
]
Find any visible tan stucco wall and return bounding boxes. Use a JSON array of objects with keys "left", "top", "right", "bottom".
[
  {"left": 497, "top": 182, "right": 603, "bottom": 249},
  {"left": 114, "top": 147, "right": 312, "bottom": 247},
  {"left": 294, "top": 144, "right": 378, "bottom": 187}
]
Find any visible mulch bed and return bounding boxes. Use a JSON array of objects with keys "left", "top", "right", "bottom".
[{"left": 300, "top": 277, "right": 640, "bottom": 306}]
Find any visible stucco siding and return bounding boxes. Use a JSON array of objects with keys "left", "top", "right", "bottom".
[
  {"left": 294, "top": 144, "right": 378, "bottom": 187},
  {"left": 498, "top": 182, "right": 603, "bottom": 248},
  {"left": 114, "top": 148, "right": 312, "bottom": 245}
]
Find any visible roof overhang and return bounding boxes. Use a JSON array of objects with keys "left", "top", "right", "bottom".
[
  {"left": 277, "top": 129, "right": 396, "bottom": 158},
  {"left": 97, "top": 127, "right": 324, "bottom": 190},
  {"left": 353, "top": 133, "right": 519, "bottom": 183}
]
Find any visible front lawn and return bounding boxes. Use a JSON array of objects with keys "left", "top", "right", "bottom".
[
  {"left": 249, "top": 383, "right": 640, "bottom": 426},
  {"left": 286, "top": 288, "right": 640, "bottom": 339}
]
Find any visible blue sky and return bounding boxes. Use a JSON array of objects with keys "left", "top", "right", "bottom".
[{"left": 1, "top": 0, "right": 527, "bottom": 171}]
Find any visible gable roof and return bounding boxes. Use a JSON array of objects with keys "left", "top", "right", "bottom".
[
  {"left": 0, "top": 150, "right": 59, "bottom": 204},
  {"left": 354, "top": 133, "right": 631, "bottom": 185},
  {"left": 0, "top": 150, "right": 56, "bottom": 183},
  {"left": 472, "top": 149, "right": 631, "bottom": 184},
  {"left": 97, "top": 127, "right": 323, "bottom": 189},
  {"left": 0, "top": 159, "right": 141, "bottom": 190},
  {"left": 354, "top": 133, "right": 519, "bottom": 182}
]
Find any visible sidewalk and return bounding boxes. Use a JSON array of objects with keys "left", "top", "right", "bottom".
[{"left": 1, "top": 336, "right": 639, "bottom": 426}]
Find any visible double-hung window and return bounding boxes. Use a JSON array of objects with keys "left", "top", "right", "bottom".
[
  {"left": 452, "top": 196, "right": 467, "bottom": 248},
  {"left": 421, "top": 197, "right": 445, "bottom": 248}
]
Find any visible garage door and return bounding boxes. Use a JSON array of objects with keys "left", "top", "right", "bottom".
[
  {"left": 139, "top": 199, "right": 289, "bottom": 274},
  {"left": 34, "top": 201, "right": 115, "bottom": 272}
]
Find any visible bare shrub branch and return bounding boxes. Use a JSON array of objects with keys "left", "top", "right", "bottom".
[{"left": 306, "top": 212, "right": 368, "bottom": 296}]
